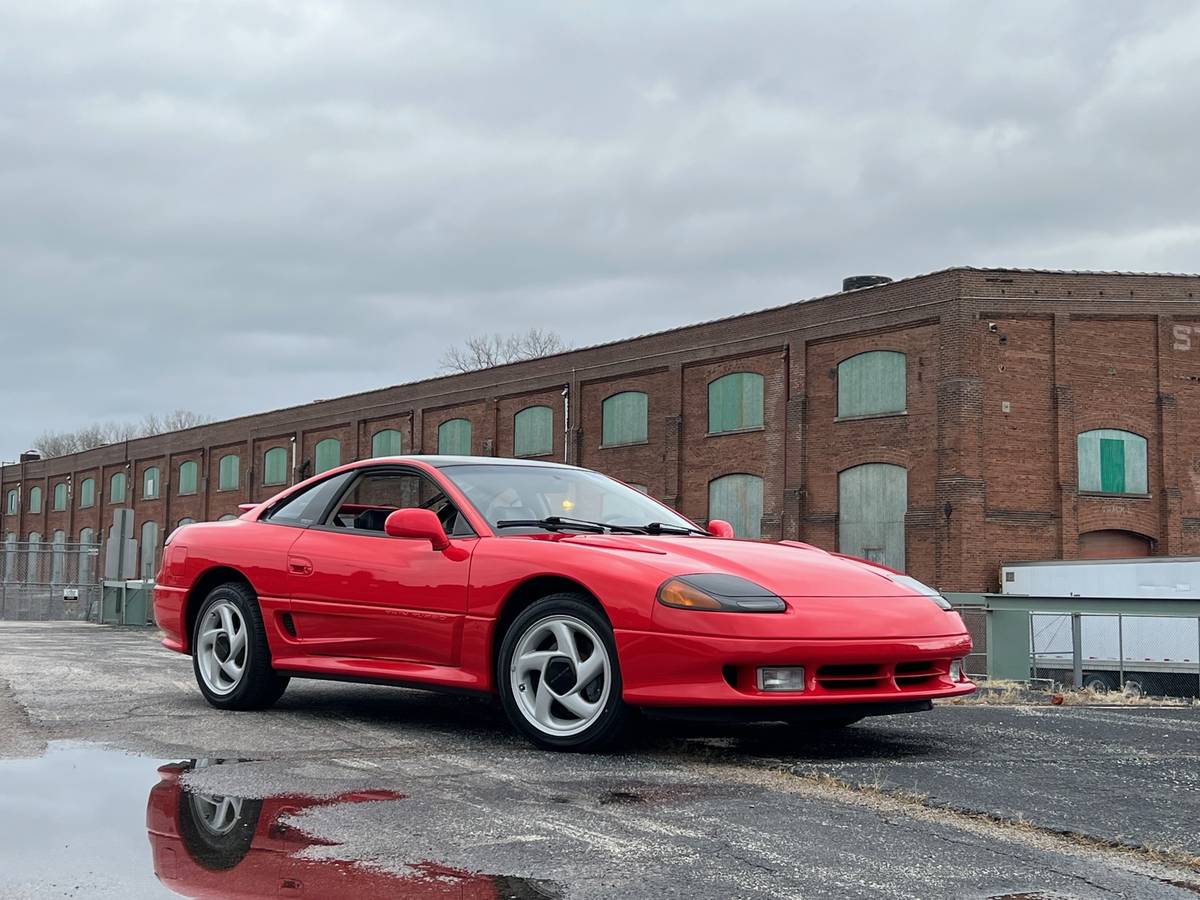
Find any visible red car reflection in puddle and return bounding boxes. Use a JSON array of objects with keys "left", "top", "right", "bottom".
[{"left": 146, "top": 762, "right": 558, "bottom": 899}]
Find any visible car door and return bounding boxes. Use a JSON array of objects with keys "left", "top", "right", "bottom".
[{"left": 284, "top": 466, "right": 476, "bottom": 666}]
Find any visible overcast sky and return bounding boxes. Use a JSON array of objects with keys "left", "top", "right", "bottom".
[{"left": 2, "top": 1, "right": 1199, "bottom": 458}]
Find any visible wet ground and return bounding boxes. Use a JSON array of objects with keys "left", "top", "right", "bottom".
[{"left": 1, "top": 622, "right": 1199, "bottom": 899}]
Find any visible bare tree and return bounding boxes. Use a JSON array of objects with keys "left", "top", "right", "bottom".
[
  {"left": 31, "top": 410, "right": 212, "bottom": 458},
  {"left": 440, "top": 328, "right": 570, "bottom": 374}
]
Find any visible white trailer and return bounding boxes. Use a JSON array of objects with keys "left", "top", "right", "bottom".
[{"left": 1000, "top": 557, "right": 1200, "bottom": 697}]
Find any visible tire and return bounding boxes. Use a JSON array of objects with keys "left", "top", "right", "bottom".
[
  {"left": 177, "top": 787, "right": 262, "bottom": 871},
  {"left": 1082, "top": 672, "right": 1116, "bottom": 694},
  {"left": 497, "top": 593, "right": 630, "bottom": 752},
  {"left": 192, "top": 582, "right": 289, "bottom": 710}
]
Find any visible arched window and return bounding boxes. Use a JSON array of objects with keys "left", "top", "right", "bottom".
[
  {"left": 514, "top": 406, "right": 554, "bottom": 457},
  {"left": 708, "top": 372, "right": 764, "bottom": 434},
  {"left": 218, "top": 514, "right": 238, "bottom": 522},
  {"left": 176, "top": 517, "right": 196, "bottom": 528},
  {"left": 52, "top": 482, "right": 68, "bottom": 511},
  {"left": 262, "top": 447, "right": 288, "bottom": 486},
  {"left": 626, "top": 482, "right": 649, "bottom": 494},
  {"left": 438, "top": 419, "right": 472, "bottom": 455},
  {"left": 837, "top": 351, "right": 907, "bottom": 418},
  {"left": 839, "top": 463, "right": 908, "bottom": 571},
  {"left": 177, "top": 461, "right": 198, "bottom": 496},
  {"left": 110, "top": 472, "right": 127, "bottom": 504},
  {"left": 79, "top": 478, "right": 95, "bottom": 508},
  {"left": 1077, "top": 429, "right": 1148, "bottom": 495},
  {"left": 371, "top": 429, "right": 403, "bottom": 458},
  {"left": 79, "top": 528, "right": 95, "bottom": 586},
  {"left": 708, "top": 474, "right": 764, "bottom": 539},
  {"left": 218, "top": 455, "right": 240, "bottom": 491},
  {"left": 3, "top": 532, "right": 16, "bottom": 582},
  {"left": 140, "top": 520, "right": 159, "bottom": 581},
  {"left": 5, "top": 490, "right": 17, "bottom": 515},
  {"left": 51, "top": 530, "right": 66, "bottom": 584},
  {"left": 26, "top": 532, "right": 42, "bottom": 581},
  {"left": 315, "top": 439, "right": 341, "bottom": 474},
  {"left": 143, "top": 467, "right": 160, "bottom": 500},
  {"left": 28, "top": 486, "right": 42, "bottom": 514},
  {"left": 602, "top": 391, "right": 649, "bottom": 446}
]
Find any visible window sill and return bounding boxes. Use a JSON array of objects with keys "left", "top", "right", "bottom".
[
  {"left": 706, "top": 426, "right": 765, "bottom": 438},
  {"left": 177, "top": 491, "right": 197, "bottom": 498},
  {"left": 835, "top": 411, "right": 908, "bottom": 423},
  {"left": 1077, "top": 491, "right": 1151, "bottom": 500},
  {"left": 514, "top": 451, "right": 555, "bottom": 460},
  {"left": 261, "top": 482, "right": 286, "bottom": 489},
  {"left": 599, "top": 440, "right": 650, "bottom": 449}
]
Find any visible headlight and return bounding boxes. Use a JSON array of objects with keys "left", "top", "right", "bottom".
[
  {"left": 657, "top": 574, "right": 786, "bottom": 613},
  {"left": 884, "top": 573, "right": 954, "bottom": 610}
]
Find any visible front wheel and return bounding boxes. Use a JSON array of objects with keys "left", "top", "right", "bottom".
[
  {"left": 497, "top": 594, "right": 629, "bottom": 752},
  {"left": 192, "top": 582, "right": 289, "bottom": 710}
]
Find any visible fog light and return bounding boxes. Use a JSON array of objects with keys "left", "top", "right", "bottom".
[
  {"left": 757, "top": 666, "right": 806, "bottom": 692},
  {"left": 949, "top": 658, "right": 966, "bottom": 682}
]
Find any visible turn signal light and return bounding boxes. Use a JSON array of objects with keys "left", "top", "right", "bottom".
[
  {"left": 658, "top": 579, "right": 723, "bottom": 611},
  {"left": 949, "top": 658, "right": 967, "bottom": 682}
]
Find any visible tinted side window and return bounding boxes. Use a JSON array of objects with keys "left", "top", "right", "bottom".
[
  {"left": 265, "top": 471, "right": 356, "bottom": 526},
  {"left": 327, "top": 470, "right": 474, "bottom": 537}
]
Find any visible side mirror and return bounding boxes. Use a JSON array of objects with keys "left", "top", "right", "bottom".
[
  {"left": 707, "top": 519, "right": 735, "bottom": 538},
  {"left": 384, "top": 508, "right": 450, "bottom": 551}
]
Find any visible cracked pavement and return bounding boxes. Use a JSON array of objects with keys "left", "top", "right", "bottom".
[{"left": 1, "top": 622, "right": 1199, "bottom": 899}]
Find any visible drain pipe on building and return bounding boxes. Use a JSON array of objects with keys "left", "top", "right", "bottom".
[{"left": 561, "top": 383, "right": 570, "bottom": 463}]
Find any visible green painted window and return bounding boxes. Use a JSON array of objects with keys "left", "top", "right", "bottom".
[
  {"left": 79, "top": 479, "right": 95, "bottom": 508},
  {"left": 5, "top": 490, "right": 16, "bottom": 515},
  {"left": 514, "top": 406, "right": 553, "bottom": 457},
  {"left": 140, "top": 520, "right": 159, "bottom": 580},
  {"left": 314, "top": 439, "right": 341, "bottom": 474},
  {"left": 26, "top": 532, "right": 41, "bottom": 580},
  {"left": 839, "top": 463, "right": 908, "bottom": 572},
  {"left": 371, "top": 429, "right": 403, "bottom": 458},
  {"left": 28, "top": 486, "right": 42, "bottom": 514},
  {"left": 110, "top": 472, "right": 127, "bottom": 504},
  {"left": 708, "top": 372, "right": 764, "bottom": 434},
  {"left": 51, "top": 530, "right": 66, "bottom": 583},
  {"left": 602, "top": 391, "right": 648, "bottom": 446},
  {"left": 177, "top": 461, "right": 198, "bottom": 496},
  {"left": 837, "top": 351, "right": 907, "bottom": 418},
  {"left": 708, "top": 473, "right": 764, "bottom": 538},
  {"left": 1077, "top": 429, "right": 1147, "bottom": 495},
  {"left": 263, "top": 447, "right": 288, "bottom": 486},
  {"left": 52, "top": 483, "right": 67, "bottom": 511},
  {"left": 438, "top": 418, "right": 472, "bottom": 455},
  {"left": 79, "top": 527, "right": 94, "bottom": 544},
  {"left": 218, "top": 455, "right": 240, "bottom": 491},
  {"left": 176, "top": 518, "right": 195, "bottom": 528},
  {"left": 143, "top": 467, "right": 160, "bottom": 499}
]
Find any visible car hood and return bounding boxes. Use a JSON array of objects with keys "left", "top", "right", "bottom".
[{"left": 560, "top": 534, "right": 913, "bottom": 598}]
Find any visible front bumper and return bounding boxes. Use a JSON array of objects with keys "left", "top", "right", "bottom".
[{"left": 615, "top": 630, "right": 975, "bottom": 707}]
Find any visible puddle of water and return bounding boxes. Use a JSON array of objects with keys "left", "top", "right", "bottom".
[{"left": 0, "top": 742, "right": 560, "bottom": 899}]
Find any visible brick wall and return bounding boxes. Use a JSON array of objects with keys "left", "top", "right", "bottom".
[{"left": 6, "top": 266, "right": 1200, "bottom": 592}]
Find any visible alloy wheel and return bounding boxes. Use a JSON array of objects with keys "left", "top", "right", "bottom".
[
  {"left": 196, "top": 599, "right": 248, "bottom": 696},
  {"left": 510, "top": 615, "right": 612, "bottom": 737}
]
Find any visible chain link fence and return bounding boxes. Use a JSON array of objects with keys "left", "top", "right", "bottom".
[
  {"left": 1031, "top": 612, "right": 1200, "bottom": 698},
  {"left": 0, "top": 541, "right": 103, "bottom": 621}
]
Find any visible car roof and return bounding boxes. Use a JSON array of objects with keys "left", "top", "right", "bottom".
[{"left": 383, "top": 455, "right": 583, "bottom": 471}]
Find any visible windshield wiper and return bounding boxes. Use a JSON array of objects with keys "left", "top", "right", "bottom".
[
  {"left": 642, "top": 521, "right": 710, "bottom": 536},
  {"left": 494, "top": 516, "right": 648, "bottom": 534}
]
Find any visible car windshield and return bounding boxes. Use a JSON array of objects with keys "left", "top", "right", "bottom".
[{"left": 439, "top": 464, "right": 700, "bottom": 535}]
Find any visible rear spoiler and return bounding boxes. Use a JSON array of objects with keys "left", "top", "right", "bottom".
[{"left": 238, "top": 503, "right": 258, "bottom": 513}]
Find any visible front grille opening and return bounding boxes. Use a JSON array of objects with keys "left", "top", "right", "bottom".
[
  {"left": 816, "top": 663, "right": 885, "bottom": 691},
  {"left": 894, "top": 659, "right": 945, "bottom": 688},
  {"left": 722, "top": 665, "right": 739, "bottom": 690}
]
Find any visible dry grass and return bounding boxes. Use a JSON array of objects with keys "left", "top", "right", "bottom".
[{"left": 946, "top": 680, "right": 1198, "bottom": 708}]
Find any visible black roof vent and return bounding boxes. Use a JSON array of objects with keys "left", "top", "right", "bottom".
[
  {"left": 19, "top": 450, "right": 42, "bottom": 463},
  {"left": 842, "top": 275, "right": 893, "bottom": 292}
]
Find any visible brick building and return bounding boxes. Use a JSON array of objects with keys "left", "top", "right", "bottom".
[{"left": 4, "top": 266, "right": 1200, "bottom": 594}]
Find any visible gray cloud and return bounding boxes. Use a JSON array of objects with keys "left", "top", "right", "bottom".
[{"left": 2, "top": 0, "right": 1199, "bottom": 456}]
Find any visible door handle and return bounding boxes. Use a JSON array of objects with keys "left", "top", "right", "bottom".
[{"left": 288, "top": 557, "right": 313, "bottom": 576}]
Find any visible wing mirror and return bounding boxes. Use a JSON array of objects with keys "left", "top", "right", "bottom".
[
  {"left": 384, "top": 508, "right": 450, "bottom": 551},
  {"left": 707, "top": 519, "right": 735, "bottom": 538}
]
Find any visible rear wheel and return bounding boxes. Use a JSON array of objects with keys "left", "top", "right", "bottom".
[
  {"left": 1083, "top": 672, "right": 1117, "bottom": 694},
  {"left": 498, "top": 594, "right": 629, "bottom": 752},
  {"left": 192, "top": 582, "right": 289, "bottom": 710}
]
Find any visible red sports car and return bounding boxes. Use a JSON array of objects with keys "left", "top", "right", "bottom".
[{"left": 154, "top": 456, "right": 974, "bottom": 751}]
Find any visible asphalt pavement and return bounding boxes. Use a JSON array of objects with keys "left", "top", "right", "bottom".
[{"left": 1, "top": 621, "right": 1198, "bottom": 899}]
